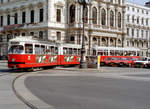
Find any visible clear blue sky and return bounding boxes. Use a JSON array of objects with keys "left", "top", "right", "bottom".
[{"left": 127, "top": 0, "right": 149, "bottom": 5}]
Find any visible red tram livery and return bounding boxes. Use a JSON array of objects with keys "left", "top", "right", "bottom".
[{"left": 8, "top": 36, "right": 81, "bottom": 69}]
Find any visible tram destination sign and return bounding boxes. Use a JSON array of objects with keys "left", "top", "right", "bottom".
[{"left": 11, "top": 42, "right": 20, "bottom": 45}]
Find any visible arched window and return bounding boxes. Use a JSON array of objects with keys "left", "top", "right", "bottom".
[
  {"left": 118, "top": 12, "right": 121, "bottom": 28},
  {"left": 84, "top": 7, "right": 88, "bottom": 23},
  {"left": 110, "top": 10, "right": 114, "bottom": 27},
  {"left": 101, "top": 9, "right": 106, "bottom": 25},
  {"left": 137, "top": 17, "right": 139, "bottom": 24},
  {"left": 93, "top": 37, "right": 97, "bottom": 44},
  {"left": 118, "top": 0, "right": 121, "bottom": 5},
  {"left": 69, "top": 5, "right": 75, "bottom": 23},
  {"left": 92, "top": 7, "right": 97, "bottom": 24}
]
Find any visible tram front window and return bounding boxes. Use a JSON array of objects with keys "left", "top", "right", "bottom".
[
  {"left": 9, "top": 45, "right": 24, "bottom": 54},
  {"left": 25, "top": 44, "right": 33, "bottom": 54}
]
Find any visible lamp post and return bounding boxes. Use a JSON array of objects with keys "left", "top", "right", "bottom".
[{"left": 78, "top": 0, "right": 91, "bottom": 68}]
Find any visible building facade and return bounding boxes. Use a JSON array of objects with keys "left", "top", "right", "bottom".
[
  {"left": 126, "top": 2, "right": 150, "bottom": 57},
  {"left": 0, "top": 0, "right": 149, "bottom": 59}
]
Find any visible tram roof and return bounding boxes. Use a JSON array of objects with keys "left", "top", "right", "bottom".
[
  {"left": 9, "top": 36, "right": 58, "bottom": 45},
  {"left": 94, "top": 46, "right": 140, "bottom": 51},
  {"left": 9, "top": 36, "right": 82, "bottom": 48}
]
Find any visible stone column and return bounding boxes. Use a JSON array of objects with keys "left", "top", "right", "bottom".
[
  {"left": 107, "top": 3, "right": 110, "bottom": 27},
  {"left": 122, "top": 7, "right": 126, "bottom": 47},
  {"left": 98, "top": 3, "right": 102, "bottom": 26},
  {"left": 115, "top": 7, "right": 118, "bottom": 29}
]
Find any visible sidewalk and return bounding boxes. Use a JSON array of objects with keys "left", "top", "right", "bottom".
[{"left": 0, "top": 74, "right": 30, "bottom": 109}]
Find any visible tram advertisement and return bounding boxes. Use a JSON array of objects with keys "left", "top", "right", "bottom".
[
  {"left": 64, "top": 55, "right": 74, "bottom": 62},
  {"left": 49, "top": 55, "right": 57, "bottom": 63},
  {"left": 36, "top": 55, "right": 47, "bottom": 63}
]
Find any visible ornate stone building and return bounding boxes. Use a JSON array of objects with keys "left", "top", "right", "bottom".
[
  {"left": 126, "top": 2, "right": 150, "bottom": 57},
  {"left": 0, "top": 0, "right": 145, "bottom": 59}
]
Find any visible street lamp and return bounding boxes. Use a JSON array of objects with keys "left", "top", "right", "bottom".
[{"left": 78, "top": 0, "right": 91, "bottom": 68}]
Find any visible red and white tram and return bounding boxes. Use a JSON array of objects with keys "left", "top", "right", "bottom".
[{"left": 8, "top": 36, "right": 81, "bottom": 69}]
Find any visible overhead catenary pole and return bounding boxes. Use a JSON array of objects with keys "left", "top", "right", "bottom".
[{"left": 78, "top": 0, "right": 91, "bottom": 68}]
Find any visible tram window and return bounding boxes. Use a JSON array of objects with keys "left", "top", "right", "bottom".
[
  {"left": 41, "top": 45, "right": 46, "bottom": 54},
  {"left": 69, "top": 48, "right": 72, "bottom": 54},
  {"left": 25, "top": 44, "right": 33, "bottom": 54},
  {"left": 51, "top": 46, "right": 54, "bottom": 54},
  {"left": 74, "top": 48, "right": 77, "bottom": 55},
  {"left": 63, "top": 47, "right": 67, "bottom": 54},
  {"left": 9, "top": 45, "right": 23, "bottom": 54},
  {"left": 55, "top": 47, "right": 58, "bottom": 54},
  {"left": 78, "top": 49, "right": 81, "bottom": 55},
  {"left": 35, "top": 45, "right": 40, "bottom": 54}
]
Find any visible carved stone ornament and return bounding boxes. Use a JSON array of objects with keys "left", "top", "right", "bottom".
[
  {"left": 37, "top": 2, "right": 43, "bottom": 8},
  {"left": 54, "top": 1, "right": 64, "bottom": 8}
]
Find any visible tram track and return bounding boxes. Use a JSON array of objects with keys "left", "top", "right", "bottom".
[{"left": 12, "top": 72, "right": 39, "bottom": 109}]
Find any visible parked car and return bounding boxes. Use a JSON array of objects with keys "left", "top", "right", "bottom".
[{"left": 133, "top": 57, "right": 150, "bottom": 68}]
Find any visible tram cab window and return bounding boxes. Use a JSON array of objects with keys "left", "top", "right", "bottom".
[
  {"left": 9, "top": 45, "right": 24, "bottom": 54},
  {"left": 25, "top": 44, "right": 33, "bottom": 54}
]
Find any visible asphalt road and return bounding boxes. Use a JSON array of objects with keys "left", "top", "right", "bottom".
[{"left": 25, "top": 68, "right": 150, "bottom": 109}]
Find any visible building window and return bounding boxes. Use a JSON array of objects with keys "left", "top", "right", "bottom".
[
  {"left": 14, "top": 13, "right": 18, "bottom": 24},
  {"left": 132, "top": 41, "right": 134, "bottom": 47},
  {"left": 56, "top": 9, "right": 61, "bottom": 22},
  {"left": 92, "top": 7, "right": 97, "bottom": 24},
  {"left": 39, "top": 8, "right": 44, "bottom": 22},
  {"left": 30, "top": 32, "right": 34, "bottom": 36},
  {"left": 84, "top": 7, "right": 88, "bottom": 23},
  {"left": 30, "top": 10, "right": 34, "bottom": 23},
  {"left": 132, "top": 29, "right": 134, "bottom": 36},
  {"left": 69, "top": 5, "right": 75, "bottom": 23},
  {"left": 132, "top": 8, "right": 134, "bottom": 12},
  {"left": 7, "top": 14, "right": 10, "bottom": 25},
  {"left": 132, "top": 16, "right": 134, "bottom": 23},
  {"left": 101, "top": 9, "right": 106, "bottom": 25},
  {"left": 137, "top": 17, "right": 139, "bottom": 24},
  {"left": 39, "top": 31, "right": 43, "bottom": 39},
  {"left": 146, "top": 18, "right": 148, "bottom": 26},
  {"left": 1, "top": 0, "right": 3, "bottom": 4},
  {"left": 141, "top": 18, "right": 144, "bottom": 25},
  {"left": 0, "top": 16, "right": 3, "bottom": 27},
  {"left": 142, "top": 10, "right": 144, "bottom": 14},
  {"left": 22, "top": 33, "right": 25, "bottom": 36},
  {"left": 56, "top": 32, "right": 61, "bottom": 41},
  {"left": 22, "top": 11, "right": 26, "bottom": 24},
  {"left": 127, "top": 15, "right": 130, "bottom": 22},
  {"left": 70, "top": 36, "right": 75, "bottom": 41},
  {"left": 118, "top": 0, "right": 121, "bottom": 5},
  {"left": 127, "top": 28, "right": 129, "bottom": 36},
  {"left": 110, "top": 10, "right": 114, "bottom": 27},
  {"left": 146, "top": 31, "right": 148, "bottom": 39},
  {"left": 141, "top": 30, "right": 144, "bottom": 37},
  {"left": 118, "top": 12, "right": 121, "bottom": 28},
  {"left": 137, "top": 29, "right": 139, "bottom": 37}
]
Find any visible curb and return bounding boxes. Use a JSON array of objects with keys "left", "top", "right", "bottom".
[
  {"left": 14, "top": 73, "right": 54, "bottom": 109},
  {"left": 55, "top": 67, "right": 106, "bottom": 72}
]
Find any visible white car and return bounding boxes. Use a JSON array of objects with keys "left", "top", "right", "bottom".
[{"left": 133, "top": 57, "right": 150, "bottom": 68}]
